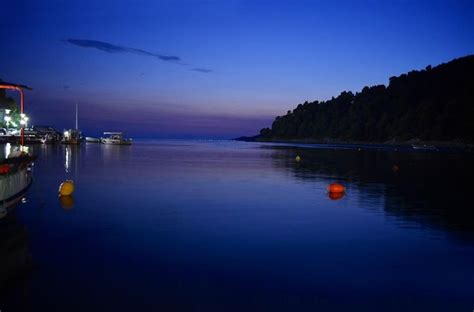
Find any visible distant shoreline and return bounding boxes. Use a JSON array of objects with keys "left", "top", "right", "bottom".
[{"left": 233, "top": 136, "right": 474, "bottom": 152}]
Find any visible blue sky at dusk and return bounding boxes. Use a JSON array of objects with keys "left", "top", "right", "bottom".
[{"left": 1, "top": 0, "right": 473, "bottom": 138}]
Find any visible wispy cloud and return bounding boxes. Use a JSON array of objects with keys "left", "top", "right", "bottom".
[
  {"left": 191, "top": 68, "right": 213, "bottom": 73},
  {"left": 64, "top": 39, "right": 181, "bottom": 63}
]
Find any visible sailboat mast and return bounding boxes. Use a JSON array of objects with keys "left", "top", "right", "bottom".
[{"left": 75, "top": 102, "right": 78, "bottom": 130}]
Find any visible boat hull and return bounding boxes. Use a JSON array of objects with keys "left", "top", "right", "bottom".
[
  {"left": 0, "top": 168, "right": 32, "bottom": 207},
  {"left": 101, "top": 139, "right": 132, "bottom": 145}
]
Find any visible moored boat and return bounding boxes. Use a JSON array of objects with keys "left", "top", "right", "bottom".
[
  {"left": 85, "top": 136, "right": 100, "bottom": 143},
  {"left": 0, "top": 82, "right": 35, "bottom": 207},
  {"left": 412, "top": 144, "right": 438, "bottom": 151},
  {"left": 62, "top": 129, "right": 81, "bottom": 145},
  {"left": 0, "top": 151, "right": 35, "bottom": 206},
  {"left": 101, "top": 132, "right": 132, "bottom": 145},
  {"left": 62, "top": 103, "right": 81, "bottom": 145}
]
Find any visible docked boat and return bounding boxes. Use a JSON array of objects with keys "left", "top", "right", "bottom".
[
  {"left": 0, "top": 150, "right": 35, "bottom": 207},
  {"left": 62, "top": 103, "right": 81, "bottom": 145},
  {"left": 412, "top": 144, "right": 437, "bottom": 151},
  {"left": 85, "top": 137, "right": 100, "bottom": 143},
  {"left": 62, "top": 129, "right": 81, "bottom": 145},
  {"left": 101, "top": 132, "right": 132, "bottom": 145},
  {"left": 0, "top": 82, "right": 35, "bottom": 207}
]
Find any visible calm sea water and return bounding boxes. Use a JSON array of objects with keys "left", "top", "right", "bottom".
[{"left": 1, "top": 140, "right": 473, "bottom": 311}]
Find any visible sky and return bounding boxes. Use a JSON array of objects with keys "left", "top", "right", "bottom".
[{"left": 1, "top": 0, "right": 473, "bottom": 138}]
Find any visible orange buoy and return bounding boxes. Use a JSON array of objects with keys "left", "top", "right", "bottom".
[
  {"left": 328, "top": 192, "right": 345, "bottom": 200},
  {"left": 328, "top": 183, "right": 345, "bottom": 194}
]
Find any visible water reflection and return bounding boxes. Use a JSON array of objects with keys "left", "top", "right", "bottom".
[
  {"left": 64, "top": 145, "right": 71, "bottom": 173},
  {"left": 63, "top": 145, "right": 81, "bottom": 176},
  {"left": 0, "top": 202, "right": 33, "bottom": 303},
  {"left": 59, "top": 195, "right": 74, "bottom": 210},
  {"left": 3, "top": 141, "right": 474, "bottom": 311},
  {"left": 267, "top": 145, "right": 474, "bottom": 240}
]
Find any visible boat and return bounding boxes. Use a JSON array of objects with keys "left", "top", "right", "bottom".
[
  {"left": 40, "top": 133, "right": 56, "bottom": 144},
  {"left": 101, "top": 132, "right": 132, "bottom": 145},
  {"left": 0, "top": 82, "right": 35, "bottom": 207},
  {"left": 412, "top": 144, "right": 438, "bottom": 151},
  {"left": 0, "top": 150, "right": 35, "bottom": 207},
  {"left": 62, "top": 103, "right": 81, "bottom": 145},
  {"left": 62, "top": 129, "right": 81, "bottom": 145},
  {"left": 85, "top": 137, "right": 100, "bottom": 143},
  {"left": 34, "top": 126, "right": 61, "bottom": 144}
]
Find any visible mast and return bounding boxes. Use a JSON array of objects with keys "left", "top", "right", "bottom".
[{"left": 75, "top": 102, "right": 78, "bottom": 130}]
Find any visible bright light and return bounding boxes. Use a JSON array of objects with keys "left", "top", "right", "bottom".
[
  {"left": 4, "top": 116, "right": 11, "bottom": 122},
  {"left": 5, "top": 109, "right": 10, "bottom": 115},
  {"left": 20, "top": 114, "right": 29, "bottom": 127},
  {"left": 64, "top": 131, "right": 70, "bottom": 136}
]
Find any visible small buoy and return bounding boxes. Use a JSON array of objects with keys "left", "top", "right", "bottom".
[
  {"left": 59, "top": 180, "right": 75, "bottom": 196},
  {"left": 295, "top": 155, "right": 301, "bottom": 162},
  {"left": 328, "top": 192, "right": 345, "bottom": 200},
  {"left": 392, "top": 164, "right": 400, "bottom": 172},
  {"left": 328, "top": 183, "right": 345, "bottom": 194},
  {"left": 59, "top": 195, "right": 74, "bottom": 210}
]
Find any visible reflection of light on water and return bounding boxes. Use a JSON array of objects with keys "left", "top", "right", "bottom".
[
  {"left": 59, "top": 195, "right": 74, "bottom": 210},
  {"left": 65, "top": 146, "right": 71, "bottom": 173}
]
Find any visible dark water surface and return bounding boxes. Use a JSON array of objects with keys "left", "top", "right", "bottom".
[{"left": 1, "top": 140, "right": 473, "bottom": 311}]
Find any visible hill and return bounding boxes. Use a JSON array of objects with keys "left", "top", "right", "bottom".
[{"left": 258, "top": 55, "right": 474, "bottom": 144}]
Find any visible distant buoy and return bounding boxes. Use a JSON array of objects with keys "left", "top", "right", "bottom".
[
  {"left": 328, "top": 192, "right": 345, "bottom": 200},
  {"left": 59, "top": 195, "right": 74, "bottom": 210},
  {"left": 328, "top": 183, "right": 345, "bottom": 194},
  {"left": 295, "top": 155, "right": 301, "bottom": 162},
  {"left": 59, "top": 180, "right": 75, "bottom": 196}
]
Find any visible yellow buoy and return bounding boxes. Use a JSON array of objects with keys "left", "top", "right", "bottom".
[
  {"left": 59, "top": 180, "right": 75, "bottom": 196},
  {"left": 295, "top": 155, "right": 301, "bottom": 162}
]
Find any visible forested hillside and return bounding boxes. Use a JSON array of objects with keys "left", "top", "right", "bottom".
[{"left": 259, "top": 55, "right": 474, "bottom": 143}]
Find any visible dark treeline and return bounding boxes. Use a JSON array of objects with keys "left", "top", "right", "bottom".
[{"left": 260, "top": 55, "right": 474, "bottom": 143}]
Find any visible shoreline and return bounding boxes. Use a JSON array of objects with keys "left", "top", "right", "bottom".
[{"left": 234, "top": 136, "right": 474, "bottom": 152}]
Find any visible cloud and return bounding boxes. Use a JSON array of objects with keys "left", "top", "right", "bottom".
[
  {"left": 64, "top": 39, "right": 181, "bottom": 63},
  {"left": 191, "top": 68, "right": 213, "bottom": 73}
]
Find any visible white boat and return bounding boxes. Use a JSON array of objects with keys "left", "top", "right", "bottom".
[
  {"left": 62, "top": 103, "right": 81, "bottom": 145},
  {"left": 412, "top": 144, "right": 437, "bottom": 151},
  {"left": 62, "top": 129, "right": 81, "bottom": 145},
  {"left": 0, "top": 150, "right": 34, "bottom": 207},
  {"left": 0, "top": 82, "right": 35, "bottom": 208},
  {"left": 101, "top": 132, "right": 132, "bottom": 145},
  {"left": 85, "top": 137, "right": 100, "bottom": 143}
]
